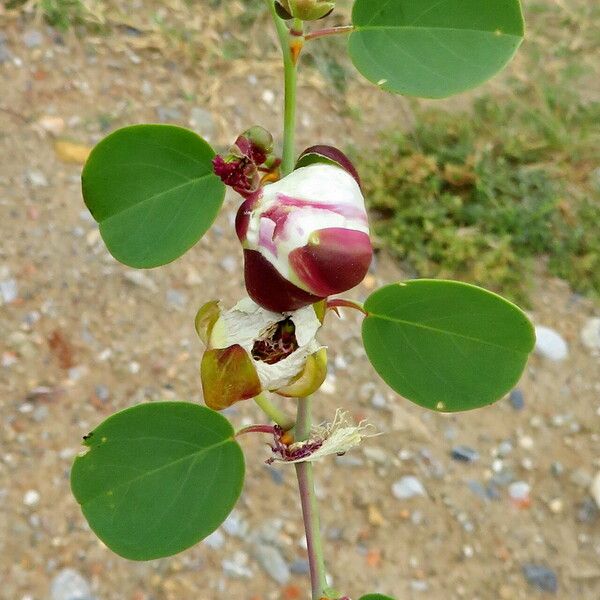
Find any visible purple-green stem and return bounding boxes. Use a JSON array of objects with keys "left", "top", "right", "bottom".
[
  {"left": 263, "top": 4, "right": 330, "bottom": 598},
  {"left": 295, "top": 396, "right": 328, "bottom": 599}
]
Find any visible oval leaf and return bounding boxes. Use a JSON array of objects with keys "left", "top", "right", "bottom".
[
  {"left": 349, "top": 0, "right": 525, "bottom": 98},
  {"left": 360, "top": 595, "right": 396, "bottom": 600},
  {"left": 71, "top": 402, "right": 244, "bottom": 560},
  {"left": 362, "top": 280, "right": 535, "bottom": 412},
  {"left": 82, "top": 124, "right": 225, "bottom": 268}
]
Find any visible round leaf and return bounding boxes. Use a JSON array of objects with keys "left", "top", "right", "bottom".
[
  {"left": 360, "top": 595, "right": 396, "bottom": 600},
  {"left": 349, "top": 0, "right": 525, "bottom": 98},
  {"left": 362, "top": 280, "right": 535, "bottom": 412},
  {"left": 71, "top": 402, "right": 244, "bottom": 560},
  {"left": 82, "top": 124, "right": 225, "bottom": 268}
]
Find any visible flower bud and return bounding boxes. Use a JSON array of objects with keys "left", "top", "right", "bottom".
[
  {"left": 197, "top": 298, "right": 326, "bottom": 410},
  {"left": 236, "top": 148, "right": 372, "bottom": 313},
  {"left": 213, "top": 126, "right": 279, "bottom": 198},
  {"left": 277, "top": 0, "right": 335, "bottom": 21}
]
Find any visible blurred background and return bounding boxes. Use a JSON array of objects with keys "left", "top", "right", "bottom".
[{"left": 1, "top": 0, "right": 599, "bottom": 598}]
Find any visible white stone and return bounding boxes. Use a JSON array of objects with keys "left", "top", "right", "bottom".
[
  {"left": 534, "top": 326, "right": 568, "bottom": 361},
  {"left": 392, "top": 476, "right": 426, "bottom": 500},
  {"left": 23, "top": 489, "right": 40, "bottom": 506},
  {"left": 581, "top": 318, "right": 600, "bottom": 350},
  {"left": 591, "top": 472, "right": 600, "bottom": 509}
]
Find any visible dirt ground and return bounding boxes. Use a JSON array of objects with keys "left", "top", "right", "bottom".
[{"left": 1, "top": 3, "right": 599, "bottom": 600}]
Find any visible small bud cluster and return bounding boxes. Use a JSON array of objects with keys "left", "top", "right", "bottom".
[{"left": 212, "top": 126, "right": 280, "bottom": 198}]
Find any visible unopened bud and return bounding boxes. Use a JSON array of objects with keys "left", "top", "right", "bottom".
[{"left": 277, "top": 0, "right": 335, "bottom": 21}]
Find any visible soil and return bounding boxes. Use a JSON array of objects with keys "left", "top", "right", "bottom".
[{"left": 1, "top": 5, "right": 599, "bottom": 600}]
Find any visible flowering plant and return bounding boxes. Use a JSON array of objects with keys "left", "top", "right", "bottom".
[{"left": 71, "top": 1, "right": 533, "bottom": 598}]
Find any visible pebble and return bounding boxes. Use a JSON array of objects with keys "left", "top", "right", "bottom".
[
  {"left": 123, "top": 270, "right": 158, "bottom": 292},
  {"left": 534, "top": 326, "right": 569, "bottom": 361},
  {"left": 203, "top": 529, "right": 224, "bottom": 549},
  {"left": 222, "top": 510, "right": 248, "bottom": 538},
  {"left": 51, "top": 568, "right": 92, "bottom": 600},
  {"left": 509, "top": 388, "right": 525, "bottom": 410},
  {"left": 591, "top": 472, "right": 600, "bottom": 508},
  {"left": 410, "top": 580, "right": 429, "bottom": 592},
  {"left": 451, "top": 445, "right": 479, "bottom": 463},
  {"left": 290, "top": 559, "right": 310, "bottom": 575},
  {"left": 253, "top": 544, "right": 290, "bottom": 584},
  {"left": 581, "top": 318, "right": 600, "bottom": 350},
  {"left": 156, "top": 106, "right": 183, "bottom": 122},
  {"left": 370, "top": 391, "right": 386, "bottom": 409},
  {"left": 25, "top": 169, "right": 49, "bottom": 187},
  {"left": 94, "top": 384, "right": 110, "bottom": 403},
  {"left": 577, "top": 498, "right": 599, "bottom": 523},
  {"left": 261, "top": 89, "right": 276, "bottom": 105},
  {"left": 392, "top": 476, "right": 426, "bottom": 500},
  {"left": 189, "top": 107, "right": 215, "bottom": 138},
  {"left": 166, "top": 289, "right": 187, "bottom": 309},
  {"left": 23, "top": 489, "right": 40, "bottom": 506},
  {"left": 570, "top": 469, "right": 592, "bottom": 489},
  {"left": 22, "top": 30, "right": 43, "bottom": 48},
  {"left": 522, "top": 564, "right": 558, "bottom": 594},
  {"left": 222, "top": 551, "right": 253, "bottom": 579},
  {"left": 0, "top": 278, "right": 18, "bottom": 304},
  {"left": 508, "top": 481, "right": 531, "bottom": 507},
  {"left": 363, "top": 446, "right": 388, "bottom": 465}
]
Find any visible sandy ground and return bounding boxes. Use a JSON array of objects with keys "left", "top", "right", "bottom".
[{"left": 1, "top": 6, "right": 599, "bottom": 600}]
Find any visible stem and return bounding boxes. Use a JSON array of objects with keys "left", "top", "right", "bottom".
[
  {"left": 295, "top": 397, "right": 328, "bottom": 599},
  {"left": 305, "top": 24, "right": 354, "bottom": 41},
  {"left": 326, "top": 298, "right": 368, "bottom": 316},
  {"left": 235, "top": 424, "right": 277, "bottom": 437},
  {"left": 254, "top": 392, "right": 295, "bottom": 430},
  {"left": 264, "top": 0, "right": 298, "bottom": 175}
]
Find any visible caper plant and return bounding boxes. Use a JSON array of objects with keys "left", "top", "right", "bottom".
[{"left": 72, "top": 1, "right": 532, "bottom": 598}]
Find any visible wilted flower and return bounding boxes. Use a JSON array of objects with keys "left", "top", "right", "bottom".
[
  {"left": 277, "top": 0, "right": 335, "bottom": 21},
  {"left": 213, "top": 126, "right": 280, "bottom": 198},
  {"left": 196, "top": 297, "right": 327, "bottom": 410},
  {"left": 268, "top": 409, "right": 377, "bottom": 464},
  {"left": 236, "top": 146, "right": 372, "bottom": 312}
]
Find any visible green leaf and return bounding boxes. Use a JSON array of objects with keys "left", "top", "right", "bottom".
[
  {"left": 349, "top": 0, "right": 525, "bottom": 98},
  {"left": 71, "top": 402, "right": 244, "bottom": 560},
  {"left": 360, "top": 595, "right": 396, "bottom": 600},
  {"left": 362, "top": 280, "right": 535, "bottom": 412},
  {"left": 82, "top": 124, "right": 225, "bottom": 268}
]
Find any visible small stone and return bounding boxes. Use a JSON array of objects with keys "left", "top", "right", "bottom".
[
  {"left": 203, "top": 529, "right": 225, "bottom": 549},
  {"left": 534, "top": 326, "right": 568, "bottom": 361},
  {"left": 497, "top": 441, "right": 513, "bottom": 457},
  {"left": 591, "top": 472, "right": 600, "bottom": 508},
  {"left": 581, "top": 318, "right": 600, "bottom": 350},
  {"left": 577, "top": 498, "right": 599, "bottom": 523},
  {"left": 392, "top": 476, "right": 426, "bottom": 500},
  {"left": 462, "top": 544, "right": 474, "bottom": 558},
  {"left": 189, "top": 107, "right": 215, "bottom": 138},
  {"left": 222, "top": 551, "right": 253, "bottom": 579},
  {"left": 156, "top": 106, "right": 183, "bottom": 122},
  {"left": 410, "top": 580, "right": 429, "bottom": 592},
  {"left": 509, "top": 388, "right": 525, "bottom": 410},
  {"left": 550, "top": 462, "right": 564, "bottom": 477},
  {"left": 25, "top": 169, "right": 48, "bottom": 187},
  {"left": 37, "top": 115, "right": 65, "bottom": 136},
  {"left": 290, "top": 559, "right": 310, "bottom": 575},
  {"left": 23, "top": 30, "right": 43, "bottom": 48},
  {"left": 570, "top": 469, "right": 592, "bottom": 489},
  {"left": 166, "top": 289, "right": 187, "bottom": 309},
  {"left": 220, "top": 256, "right": 237, "bottom": 273},
  {"left": 370, "top": 391, "right": 386, "bottom": 409},
  {"left": 253, "top": 544, "right": 290, "bottom": 585},
  {"left": 222, "top": 510, "right": 248, "bottom": 538},
  {"left": 0, "top": 278, "right": 18, "bottom": 304},
  {"left": 261, "top": 89, "right": 276, "bottom": 105},
  {"left": 548, "top": 498, "right": 563, "bottom": 514},
  {"left": 508, "top": 481, "right": 531, "bottom": 508},
  {"left": 522, "top": 564, "right": 558, "bottom": 594},
  {"left": 451, "top": 445, "right": 479, "bottom": 463},
  {"left": 23, "top": 489, "right": 40, "bottom": 506},
  {"left": 94, "top": 384, "right": 110, "bottom": 403},
  {"left": 363, "top": 446, "right": 388, "bottom": 465},
  {"left": 123, "top": 270, "right": 158, "bottom": 292},
  {"left": 51, "top": 568, "right": 92, "bottom": 600},
  {"left": 519, "top": 435, "right": 534, "bottom": 450}
]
